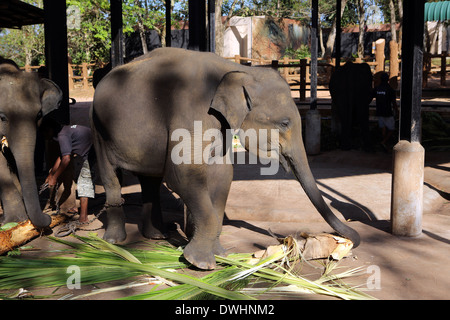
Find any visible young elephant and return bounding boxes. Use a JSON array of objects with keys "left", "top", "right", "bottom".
[
  {"left": 91, "top": 48, "right": 360, "bottom": 270},
  {"left": 0, "top": 61, "right": 62, "bottom": 227}
]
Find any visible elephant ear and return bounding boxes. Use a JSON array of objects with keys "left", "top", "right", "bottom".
[
  {"left": 210, "top": 71, "right": 254, "bottom": 130},
  {"left": 39, "top": 79, "right": 62, "bottom": 116}
]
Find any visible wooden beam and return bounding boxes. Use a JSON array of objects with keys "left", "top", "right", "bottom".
[
  {"left": 188, "top": 0, "right": 207, "bottom": 51},
  {"left": 111, "top": 0, "right": 124, "bottom": 67},
  {"left": 399, "top": 0, "right": 425, "bottom": 142},
  {"left": 43, "top": 0, "right": 69, "bottom": 125}
]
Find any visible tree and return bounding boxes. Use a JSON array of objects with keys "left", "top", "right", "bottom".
[
  {"left": 66, "top": 0, "right": 110, "bottom": 64},
  {"left": 357, "top": 0, "right": 366, "bottom": 59},
  {"left": 0, "top": 0, "right": 45, "bottom": 67},
  {"left": 324, "top": 0, "right": 347, "bottom": 59}
]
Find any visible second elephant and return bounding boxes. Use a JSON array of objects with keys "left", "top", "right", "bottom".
[
  {"left": 329, "top": 62, "right": 373, "bottom": 150},
  {"left": 0, "top": 60, "right": 62, "bottom": 227}
]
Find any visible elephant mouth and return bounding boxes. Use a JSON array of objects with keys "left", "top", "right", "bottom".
[
  {"left": 279, "top": 152, "right": 291, "bottom": 173},
  {"left": 1, "top": 136, "right": 8, "bottom": 153}
]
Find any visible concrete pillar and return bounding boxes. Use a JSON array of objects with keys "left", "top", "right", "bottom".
[
  {"left": 391, "top": 141, "right": 424, "bottom": 237},
  {"left": 305, "top": 109, "right": 321, "bottom": 155},
  {"left": 390, "top": 0, "right": 425, "bottom": 238}
]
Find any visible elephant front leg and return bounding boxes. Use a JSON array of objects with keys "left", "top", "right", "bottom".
[
  {"left": 0, "top": 155, "right": 27, "bottom": 224},
  {"left": 182, "top": 194, "right": 223, "bottom": 270}
]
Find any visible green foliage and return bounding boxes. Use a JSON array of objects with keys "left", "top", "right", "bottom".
[
  {"left": 284, "top": 44, "right": 311, "bottom": 59},
  {"left": 66, "top": 0, "right": 111, "bottom": 65}
]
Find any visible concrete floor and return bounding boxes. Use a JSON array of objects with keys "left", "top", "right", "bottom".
[{"left": 10, "top": 146, "right": 448, "bottom": 300}]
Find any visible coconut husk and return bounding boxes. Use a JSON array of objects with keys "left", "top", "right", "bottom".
[{"left": 252, "top": 233, "right": 353, "bottom": 263}]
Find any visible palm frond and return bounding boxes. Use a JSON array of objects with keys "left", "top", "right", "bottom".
[{"left": 0, "top": 233, "right": 375, "bottom": 300}]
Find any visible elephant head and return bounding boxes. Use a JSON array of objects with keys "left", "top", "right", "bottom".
[
  {"left": 0, "top": 62, "right": 62, "bottom": 228},
  {"left": 210, "top": 69, "right": 360, "bottom": 247}
]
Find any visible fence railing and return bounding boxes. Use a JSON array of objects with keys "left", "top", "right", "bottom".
[
  {"left": 423, "top": 51, "right": 449, "bottom": 87},
  {"left": 226, "top": 55, "right": 385, "bottom": 101},
  {"left": 68, "top": 62, "right": 96, "bottom": 90},
  {"left": 21, "top": 62, "right": 97, "bottom": 90},
  {"left": 20, "top": 50, "right": 447, "bottom": 97}
]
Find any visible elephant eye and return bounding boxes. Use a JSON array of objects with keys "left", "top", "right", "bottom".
[
  {"left": 279, "top": 119, "right": 290, "bottom": 129},
  {"left": 36, "top": 110, "right": 43, "bottom": 120},
  {"left": 0, "top": 113, "right": 7, "bottom": 122}
]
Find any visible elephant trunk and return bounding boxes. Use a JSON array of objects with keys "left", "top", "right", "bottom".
[
  {"left": 285, "top": 141, "right": 361, "bottom": 247},
  {"left": 9, "top": 124, "right": 51, "bottom": 228}
]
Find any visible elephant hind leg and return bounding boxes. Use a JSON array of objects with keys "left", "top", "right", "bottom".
[
  {"left": 93, "top": 143, "right": 126, "bottom": 243},
  {"left": 138, "top": 175, "right": 167, "bottom": 239}
]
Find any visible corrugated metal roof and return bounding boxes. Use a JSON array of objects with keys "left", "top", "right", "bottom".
[{"left": 425, "top": 1, "right": 450, "bottom": 21}]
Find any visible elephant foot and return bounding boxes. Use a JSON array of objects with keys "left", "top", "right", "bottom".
[
  {"left": 183, "top": 240, "right": 217, "bottom": 270},
  {"left": 103, "top": 207, "right": 127, "bottom": 244},
  {"left": 213, "top": 240, "right": 227, "bottom": 257},
  {"left": 142, "top": 223, "right": 168, "bottom": 240},
  {"left": 104, "top": 224, "right": 127, "bottom": 244}
]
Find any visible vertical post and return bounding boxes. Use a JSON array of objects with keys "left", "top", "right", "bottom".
[
  {"left": 391, "top": 0, "right": 425, "bottom": 238},
  {"left": 188, "top": 0, "right": 207, "bottom": 51},
  {"left": 208, "top": 0, "right": 215, "bottom": 53},
  {"left": 82, "top": 62, "right": 88, "bottom": 89},
  {"left": 335, "top": 0, "right": 341, "bottom": 70},
  {"left": 283, "top": 57, "right": 289, "bottom": 80},
  {"left": 43, "top": 0, "right": 69, "bottom": 125},
  {"left": 271, "top": 60, "right": 279, "bottom": 70},
  {"left": 68, "top": 64, "right": 74, "bottom": 90},
  {"left": 375, "top": 38, "right": 385, "bottom": 73},
  {"left": 166, "top": 0, "right": 172, "bottom": 47},
  {"left": 305, "top": 0, "right": 321, "bottom": 155},
  {"left": 310, "top": 0, "right": 318, "bottom": 111},
  {"left": 441, "top": 51, "right": 447, "bottom": 86},
  {"left": 389, "top": 40, "right": 399, "bottom": 89},
  {"left": 300, "top": 59, "right": 307, "bottom": 101},
  {"left": 111, "top": 0, "right": 124, "bottom": 68}
]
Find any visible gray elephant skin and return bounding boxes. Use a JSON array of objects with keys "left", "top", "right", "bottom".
[
  {"left": 0, "top": 61, "right": 62, "bottom": 228},
  {"left": 91, "top": 47, "right": 360, "bottom": 270},
  {"left": 329, "top": 62, "right": 373, "bottom": 150}
]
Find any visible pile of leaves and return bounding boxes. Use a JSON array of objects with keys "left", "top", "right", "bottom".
[{"left": 0, "top": 233, "right": 374, "bottom": 300}]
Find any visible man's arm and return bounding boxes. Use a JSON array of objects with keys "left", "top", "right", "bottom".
[{"left": 46, "top": 154, "right": 71, "bottom": 186}]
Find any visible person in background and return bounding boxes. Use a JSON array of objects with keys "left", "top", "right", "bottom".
[{"left": 372, "top": 72, "right": 398, "bottom": 151}]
